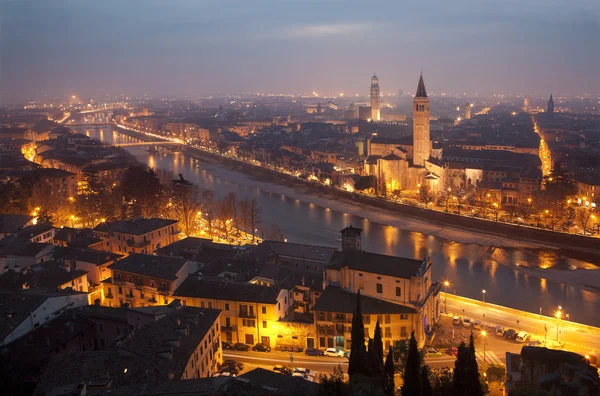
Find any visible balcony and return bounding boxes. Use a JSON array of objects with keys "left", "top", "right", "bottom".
[
  {"left": 239, "top": 311, "right": 256, "bottom": 318},
  {"left": 105, "top": 293, "right": 114, "bottom": 299},
  {"left": 221, "top": 325, "right": 237, "bottom": 332},
  {"left": 135, "top": 283, "right": 145, "bottom": 290},
  {"left": 126, "top": 239, "right": 151, "bottom": 248}
]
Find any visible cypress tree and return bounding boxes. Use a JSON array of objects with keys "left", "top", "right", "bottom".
[
  {"left": 384, "top": 347, "right": 395, "bottom": 396},
  {"left": 467, "top": 334, "right": 483, "bottom": 396},
  {"left": 373, "top": 320, "right": 384, "bottom": 374},
  {"left": 421, "top": 366, "right": 433, "bottom": 396},
  {"left": 348, "top": 290, "right": 368, "bottom": 380},
  {"left": 452, "top": 341, "right": 468, "bottom": 395},
  {"left": 367, "top": 338, "right": 381, "bottom": 376},
  {"left": 401, "top": 331, "right": 421, "bottom": 396}
]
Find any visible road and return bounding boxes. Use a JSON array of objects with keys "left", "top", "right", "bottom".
[{"left": 445, "top": 294, "right": 600, "bottom": 357}]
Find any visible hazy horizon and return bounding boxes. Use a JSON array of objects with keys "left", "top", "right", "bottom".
[{"left": 1, "top": 0, "right": 599, "bottom": 102}]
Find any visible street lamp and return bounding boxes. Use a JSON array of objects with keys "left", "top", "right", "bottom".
[
  {"left": 482, "top": 289, "right": 486, "bottom": 303},
  {"left": 481, "top": 330, "right": 487, "bottom": 364},
  {"left": 443, "top": 280, "right": 450, "bottom": 313},
  {"left": 555, "top": 306, "right": 562, "bottom": 342}
]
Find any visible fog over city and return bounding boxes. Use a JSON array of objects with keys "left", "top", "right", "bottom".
[{"left": 1, "top": 0, "right": 599, "bottom": 101}]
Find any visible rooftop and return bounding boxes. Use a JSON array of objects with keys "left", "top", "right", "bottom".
[
  {"left": 94, "top": 218, "right": 179, "bottom": 236},
  {"left": 0, "top": 214, "right": 34, "bottom": 234},
  {"left": 15, "top": 223, "right": 55, "bottom": 239},
  {"left": 313, "top": 286, "right": 417, "bottom": 314},
  {"left": 0, "top": 260, "right": 87, "bottom": 291},
  {"left": 174, "top": 276, "right": 280, "bottom": 304},
  {"left": 64, "top": 247, "right": 123, "bottom": 265},
  {"left": 109, "top": 254, "right": 190, "bottom": 281},
  {"left": 254, "top": 240, "right": 337, "bottom": 263},
  {"left": 328, "top": 250, "right": 426, "bottom": 279}
]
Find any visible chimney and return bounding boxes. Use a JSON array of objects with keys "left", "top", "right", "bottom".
[{"left": 340, "top": 226, "right": 362, "bottom": 251}]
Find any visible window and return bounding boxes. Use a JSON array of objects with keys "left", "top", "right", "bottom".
[
  {"left": 160, "top": 282, "right": 167, "bottom": 291},
  {"left": 376, "top": 283, "right": 383, "bottom": 294},
  {"left": 262, "top": 306, "right": 266, "bottom": 314},
  {"left": 395, "top": 287, "right": 401, "bottom": 297},
  {"left": 127, "top": 275, "right": 132, "bottom": 282},
  {"left": 224, "top": 303, "right": 230, "bottom": 311},
  {"left": 363, "top": 315, "right": 370, "bottom": 324},
  {"left": 99, "top": 323, "right": 104, "bottom": 332},
  {"left": 319, "top": 337, "right": 326, "bottom": 348},
  {"left": 208, "top": 302, "right": 212, "bottom": 309},
  {"left": 384, "top": 327, "right": 391, "bottom": 338},
  {"left": 400, "top": 326, "right": 407, "bottom": 338},
  {"left": 151, "top": 280, "right": 155, "bottom": 287},
  {"left": 115, "top": 273, "right": 121, "bottom": 281},
  {"left": 400, "top": 314, "right": 408, "bottom": 320},
  {"left": 262, "top": 321, "right": 267, "bottom": 329},
  {"left": 385, "top": 315, "right": 391, "bottom": 324},
  {"left": 118, "top": 286, "right": 123, "bottom": 295}
]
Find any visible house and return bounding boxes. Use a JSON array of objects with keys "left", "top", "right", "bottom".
[
  {"left": 174, "top": 276, "right": 286, "bottom": 348},
  {"left": 0, "top": 289, "right": 88, "bottom": 346},
  {"left": 103, "top": 254, "right": 198, "bottom": 308},
  {"left": 0, "top": 240, "right": 54, "bottom": 274},
  {"left": 0, "top": 214, "right": 35, "bottom": 239},
  {"left": 33, "top": 307, "right": 222, "bottom": 395},
  {"left": 15, "top": 223, "right": 56, "bottom": 244},
  {"left": 317, "top": 226, "right": 441, "bottom": 348},
  {"left": 252, "top": 240, "right": 337, "bottom": 274},
  {"left": 94, "top": 218, "right": 181, "bottom": 255},
  {"left": 0, "top": 260, "right": 89, "bottom": 293}
]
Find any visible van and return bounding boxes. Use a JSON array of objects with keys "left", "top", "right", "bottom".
[{"left": 516, "top": 331, "right": 530, "bottom": 343}]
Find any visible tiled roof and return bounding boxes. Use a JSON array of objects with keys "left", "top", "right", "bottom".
[
  {"left": 254, "top": 241, "right": 337, "bottom": 263},
  {"left": 312, "top": 286, "right": 417, "bottom": 314},
  {"left": 120, "top": 307, "right": 221, "bottom": 379},
  {"left": 327, "top": 250, "right": 426, "bottom": 279},
  {"left": 0, "top": 291, "right": 47, "bottom": 342},
  {"left": 174, "top": 276, "right": 280, "bottom": 304},
  {"left": 64, "top": 247, "right": 122, "bottom": 265},
  {"left": 94, "top": 218, "right": 178, "bottom": 236},
  {"left": 109, "top": 254, "right": 189, "bottom": 280},
  {"left": 0, "top": 260, "right": 87, "bottom": 291}
]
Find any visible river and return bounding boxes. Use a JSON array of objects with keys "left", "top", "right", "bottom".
[{"left": 77, "top": 125, "right": 600, "bottom": 326}]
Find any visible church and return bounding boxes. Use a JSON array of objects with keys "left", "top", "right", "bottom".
[{"left": 364, "top": 74, "right": 442, "bottom": 195}]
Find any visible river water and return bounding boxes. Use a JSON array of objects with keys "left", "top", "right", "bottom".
[{"left": 78, "top": 125, "right": 600, "bottom": 326}]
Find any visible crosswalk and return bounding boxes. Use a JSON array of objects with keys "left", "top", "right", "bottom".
[{"left": 475, "top": 351, "right": 504, "bottom": 366}]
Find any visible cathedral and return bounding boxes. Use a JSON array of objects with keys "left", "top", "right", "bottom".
[{"left": 364, "top": 74, "right": 442, "bottom": 194}]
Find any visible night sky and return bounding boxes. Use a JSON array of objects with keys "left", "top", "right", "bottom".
[{"left": 1, "top": 0, "right": 599, "bottom": 102}]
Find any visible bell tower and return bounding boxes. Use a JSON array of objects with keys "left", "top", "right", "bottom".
[
  {"left": 340, "top": 226, "right": 362, "bottom": 251},
  {"left": 413, "top": 73, "right": 431, "bottom": 166},
  {"left": 370, "top": 74, "right": 380, "bottom": 121}
]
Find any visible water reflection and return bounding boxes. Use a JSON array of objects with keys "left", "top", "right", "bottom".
[{"left": 79, "top": 126, "right": 600, "bottom": 326}]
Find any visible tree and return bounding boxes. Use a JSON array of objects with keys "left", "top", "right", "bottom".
[
  {"left": 452, "top": 336, "right": 483, "bottom": 396},
  {"left": 348, "top": 291, "right": 369, "bottom": 380},
  {"left": 421, "top": 366, "right": 433, "bottom": 396},
  {"left": 169, "top": 174, "right": 203, "bottom": 236},
  {"left": 265, "top": 222, "right": 284, "bottom": 242},
  {"left": 429, "top": 367, "right": 453, "bottom": 396},
  {"left": 367, "top": 338, "right": 382, "bottom": 377},
  {"left": 402, "top": 331, "right": 421, "bottom": 396},
  {"left": 121, "top": 166, "right": 163, "bottom": 218},
  {"left": 318, "top": 364, "right": 346, "bottom": 396},
  {"left": 373, "top": 320, "right": 384, "bottom": 373},
  {"left": 578, "top": 207, "right": 594, "bottom": 231},
  {"left": 384, "top": 347, "right": 395, "bottom": 396},
  {"left": 418, "top": 184, "right": 435, "bottom": 206},
  {"left": 248, "top": 198, "right": 261, "bottom": 242}
]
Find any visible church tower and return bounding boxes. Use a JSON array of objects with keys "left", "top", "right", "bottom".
[
  {"left": 413, "top": 73, "right": 431, "bottom": 167},
  {"left": 370, "top": 74, "right": 380, "bottom": 121},
  {"left": 547, "top": 94, "right": 554, "bottom": 116},
  {"left": 465, "top": 102, "right": 471, "bottom": 120}
]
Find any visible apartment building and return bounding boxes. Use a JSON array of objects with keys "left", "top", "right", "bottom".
[{"left": 94, "top": 218, "right": 180, "bottom": 255}]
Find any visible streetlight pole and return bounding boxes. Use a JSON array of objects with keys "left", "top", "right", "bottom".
[
  {"left": 555, "top": 306, "right": 562, "bottom": 343},
  {"left": 482, "top": 289, "right": 486, "bottom": 304},
  {"left": 481, "top": 330, "right": 487, "bottom": 365},
  {"left": 444, "top": 280, "right": 450, "bottom": 313}
]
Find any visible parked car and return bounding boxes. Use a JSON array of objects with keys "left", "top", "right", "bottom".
[
  {"left": 324, "top": 348, "right": 345, "bottom": 357},
  {"left": 273, "top": 365, "right": 292, "bottom": 375},
  {"left": 449, "top": 346, "right": 458, "bottom": 356},
  {"left": 293, "top": 367, "right": 311, "bottom": 379},
  {"left": 453, "top": 315, "right": 461, "bottom": 325},
  {"left": 505, "top": 329, "right": 518, "bottom": 340},
  {"left": 527, "top": 340, "right": 544, "bottom": 347},
  {"left": 233, "top": 343, "right": 250, "bottom": 351},
  {"left": 222, "top": 341, "right": 234, "bottom": 350},
  {"left": 496, "top": 325, "right": 505, "bottom": 336},
  {"left": 305, "top": 347, "right": 324, "bottom": 356},
  {"left": 462, "top": 317, "right": 472, "bottom": 328},
  {"left": 252, "top": 343, "right": 271, "bottom": 352},
  {"left": 473, "top": 320, "right": 482, "bottom": 330},
  {"left": 424, "top": 347, "right": 442, "bottom": 358},
  {"left": 516, "top": 331, "right": 531, "bottom": 343},
  {"left": 221, "top": 360, "right": 244, "bottom": 371}
]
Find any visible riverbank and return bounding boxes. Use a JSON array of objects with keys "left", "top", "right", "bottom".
[{"left": 184, "top": 145, "right": 600, "bottom": 256}]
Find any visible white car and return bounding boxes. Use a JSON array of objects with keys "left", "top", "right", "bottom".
[
  {"left": 324, "top": 348, "right": 344, "bottom": 357},
  {"left": 462, "top": 317, "right": 472, "bottom": 328},
  {"left": 293, "top": 367, "right": 311, "bottom": 376},
  {"left": 516, "top": 331, "right": 531, "bottom": 343}
]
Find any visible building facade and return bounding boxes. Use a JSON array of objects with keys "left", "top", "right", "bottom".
[
  {"left": 370, "top": 74, "right": 381, "bottom": 121},
  {"left": 94, "top": 218, "right": 180, "bottom": 255}
]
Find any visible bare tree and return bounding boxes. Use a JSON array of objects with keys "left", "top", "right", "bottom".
[
  {"left": 265, "top": 222, "right": 284, "bottom": 242},
  {"left": 168, "top": 174, "right": 203, "bottom": 236},
  {"left": 240, "top": 198, "right": 250, "bottom": 237},
  {"left": 578, "top": 207, "right": 594, "bottom": 231},
  {"left": 248, "top": 198, "right": 261, "bottom": 242}
]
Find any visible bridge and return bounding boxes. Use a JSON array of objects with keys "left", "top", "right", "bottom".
[
  {"left": 113, "top": 141, "right": 181, "bottom": 147},
  {"left": 67, "top": 123, "right": 116, "bottom": 127}
]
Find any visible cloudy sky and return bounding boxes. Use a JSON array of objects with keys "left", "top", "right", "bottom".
[{"left": 1, "top": 0, "right": 599, "bottom": 102}]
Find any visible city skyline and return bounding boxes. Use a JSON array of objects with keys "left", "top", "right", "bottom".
[{"left": 1, "top": 0, "right": 600, "bottom": 102}]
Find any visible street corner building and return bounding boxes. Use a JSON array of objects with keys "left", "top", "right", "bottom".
[{"left": 313, "top": 226, "right": 441, "bottom": 350}]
